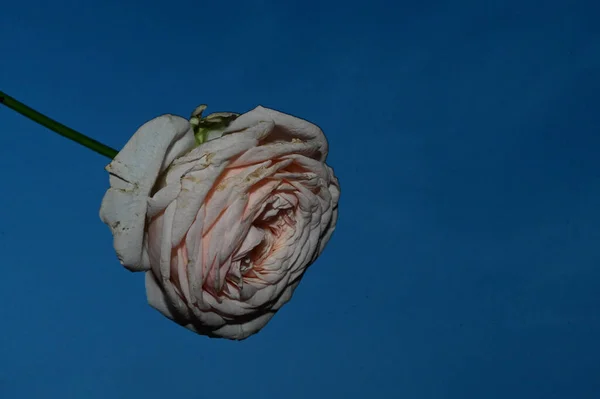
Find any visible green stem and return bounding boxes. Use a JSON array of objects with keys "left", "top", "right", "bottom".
[{"left": 0, "top": 90, "right": 118, "bottom": 159}]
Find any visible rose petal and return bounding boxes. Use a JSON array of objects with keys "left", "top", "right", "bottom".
[{"left": 100, "top": 115, "right": 194, "bottom": 270}]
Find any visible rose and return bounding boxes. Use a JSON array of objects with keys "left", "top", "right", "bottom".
[{"left": 99, "top": 105, "right": 340, "bottom": 340}]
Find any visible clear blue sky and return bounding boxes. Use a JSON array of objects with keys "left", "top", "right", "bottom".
[{"left": 1, "top": 0, "right": 599, "bottom": 398}]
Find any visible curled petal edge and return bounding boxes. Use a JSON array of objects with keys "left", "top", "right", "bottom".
[{"left": 99, "top": 114, "right": 195, "bottom": 271}]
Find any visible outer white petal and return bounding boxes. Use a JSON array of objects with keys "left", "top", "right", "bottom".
[
  {"left": 99, "top": 115, "right": 195, "bottom": 271},
  {"left": 223, "top": 106, "right": 329, "bottom": 163},
  {"left": 145, "top": 270, "right": 177, "bottom": 321}
]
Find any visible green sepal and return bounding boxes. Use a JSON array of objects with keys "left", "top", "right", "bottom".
[{"left": 189, "top": 104, "right": 240, "bottom": 145}]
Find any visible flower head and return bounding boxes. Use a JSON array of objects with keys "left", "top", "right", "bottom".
[{"left": 100, "top": 106, "right": 339, "bottom": 339}]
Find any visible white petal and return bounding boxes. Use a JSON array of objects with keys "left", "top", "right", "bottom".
[
  {"left": 99, "top": 115, "right": 195, "bottom": 271},
  {"left": 224, "top": 106, "right": 328, "bottom": 163},
  {"left": 145, "top": 271, "right": 178, "bottom": 322}
]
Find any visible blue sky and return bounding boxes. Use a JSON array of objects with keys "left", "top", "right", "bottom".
[{"left": 1, "top": 0, "right": 599, "bottom": 398}]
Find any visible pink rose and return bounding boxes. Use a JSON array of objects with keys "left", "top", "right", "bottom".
[{"left": 99, "top": 106, "right": 340, "bottom": 340}]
